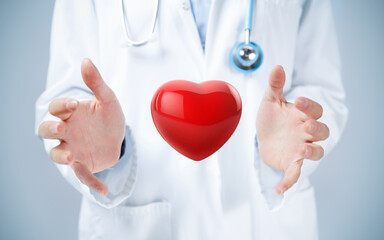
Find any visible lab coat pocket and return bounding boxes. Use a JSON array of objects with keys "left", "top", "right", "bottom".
[{"left": 95, "top": 201, "right": 173, "bottom": 240}]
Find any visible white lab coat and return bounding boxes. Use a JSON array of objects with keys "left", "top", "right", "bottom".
[{"left": 35, "top": 0, "right": 348, "bottom": 239}]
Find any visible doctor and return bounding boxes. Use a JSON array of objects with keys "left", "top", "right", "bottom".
[{"left": 35, "top": 0, "right": 347, "bottom": 239}]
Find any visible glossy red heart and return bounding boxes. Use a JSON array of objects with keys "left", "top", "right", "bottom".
[{"left": 151, "top": 80, "right": 242, "bottom": 161}]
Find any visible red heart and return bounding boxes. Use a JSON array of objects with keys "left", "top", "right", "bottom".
[{"left": 151, "top": 80, "right": 242, "bottom": 161}]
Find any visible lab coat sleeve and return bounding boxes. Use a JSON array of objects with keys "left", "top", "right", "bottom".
[
  {"left": 255, "top": 0, "right": 348, "bottom": 210},
  {"left": 35, "top": 0, "right": 138, "bottom": 209}
]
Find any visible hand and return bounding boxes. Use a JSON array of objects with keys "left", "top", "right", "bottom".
[
  {"left": 256, "top": 66, "right": 329, "bottom": 195},
  {"left": 38, "top": 59, "right": 126, "bottom": 195}
]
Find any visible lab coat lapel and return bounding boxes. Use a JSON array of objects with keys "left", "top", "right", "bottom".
[
  {"left": 174, "top": 0, "right": 205, "bottom": 66},
  {"left": 204, "top": 0, "right": 246, "bottom": 79}
]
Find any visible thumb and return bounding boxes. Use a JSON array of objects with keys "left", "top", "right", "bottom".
[
  {"left": 264, "top": 65, "right": 286, "bottom": 102},
  {"left": 71, "top": 161, "right": 108, "bottom": 196},
  {"left": 276, "top": 160, "right": 303, "bottom": 195},
  {"left": 81, "top": 58, "right": 114, "bottom": 102}
]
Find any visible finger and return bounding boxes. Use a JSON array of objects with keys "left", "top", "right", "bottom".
[
  {"left": 49, "top": 143, "right": 73, "bottom": 165},
  {"left": 295, "top": 97, "right": 323, "bottom": 120},
  {"left": 264, "top": 65, "right": 286, "bottom": 102},
  {"left": 304, "top": 119, "right": 330, "bottom": 142},
  {"left": 81, "top": 58, "right": 114, "bottom": 103},
  {"left": 38, "top": 121, "right": 66, "bottom": 140},
  {"left": 276, "top": 160, "right": 303, "bottom": 195},
  {"left": 49, "top": 98, "right": 79, "bottom": 120},
  {"left": 300, "top": 143, "right": 324, "bottom": 161},
  {"left": 71, "top": 161, "right": 108, "bottom": 195}
]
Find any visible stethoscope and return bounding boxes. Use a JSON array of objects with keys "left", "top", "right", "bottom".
[{"left": 120, "top": 0, "right": 263, "bottom": 73}]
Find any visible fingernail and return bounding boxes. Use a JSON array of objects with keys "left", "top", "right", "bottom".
[
  {"left": 66, "top": 100, "right": 78, "bottom": 110},
  {"left": 98, "top": 186, "right": 107, "bottom": 195},
  {"left": 304, "top": 146, "right": 312, "bottom": 158},
  {"left": 50, "top": 124, "right": 58, "bottom": 134},
  {"left": 297, "top": 98, "right": 308, "bottom": 109},
  {"left": 308, "top": 122, "right": 317, "bottom": 134},
  {"left": 62, "top": 153, "right": 70, "bottom": 162}
]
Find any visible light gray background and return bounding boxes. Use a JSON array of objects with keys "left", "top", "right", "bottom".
[{"left": 0, "top": 0, "right": 382, "bottom": 239}]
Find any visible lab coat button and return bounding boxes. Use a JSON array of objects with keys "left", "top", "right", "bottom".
[{"left": 181, "top": 2, "right": 190, "bottom": 10}]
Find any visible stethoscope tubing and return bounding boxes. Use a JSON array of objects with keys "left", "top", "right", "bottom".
[
  {"left": 120, "top": 0, "right": 263, "bottom": 73},
  {"left": 245, "top": 0, "right": 254, "bottom": 31},
  {"left": 120, "top": 0, "right": 159, "bottom": 46}
]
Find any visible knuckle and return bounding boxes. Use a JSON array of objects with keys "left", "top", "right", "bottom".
[
  {"left": 72, "top": 160, "right": 81, "bottom": 168},
  {"left": 62, "top": 98, "right": 71, "bottom": 109},
  {"left": 90, "top": 182, "right": 102, "bottom": 191},
  {"left": 49, "top": 122, "right": 59, "bottom": 137},
  {"left": 305, "top": 119, "right": 317, "bottom": 134},
  {"left": 303, "top": 144, "right": 312, "bottom": 158},
  {"left": 56, "top": 122, "right": 64, "bottom": 136},
  {"left": 300, "top": 144, "right": 307, "bottom": 157},
  {"left": 295, "top": 159, "right": 304, "bottom": 167}
]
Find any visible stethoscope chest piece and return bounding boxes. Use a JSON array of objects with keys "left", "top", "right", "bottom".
[
  {"left": 231, "top": 0, "right": 263, "bottom": 73},
  {"left": 231, "top": 41, "right": 263, "bottom": 73}
]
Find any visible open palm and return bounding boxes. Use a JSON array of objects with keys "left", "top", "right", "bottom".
[
  {"left": 39, "top": 59, "right": 125, "bottom": 195},
  {"left": 256, "top": 66, "right": 329, "bottom": 194}
]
